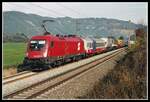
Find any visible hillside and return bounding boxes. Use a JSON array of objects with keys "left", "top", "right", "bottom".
[{"left": 3, "top": 11, "right": 144, "bottom": 41}]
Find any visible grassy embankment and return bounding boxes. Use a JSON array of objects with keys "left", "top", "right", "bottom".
[{"left": 79, "top": 28, "right": 147, "bottom": 99}]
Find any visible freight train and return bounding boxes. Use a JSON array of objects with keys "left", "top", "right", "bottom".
[{"left": 17, "top": 34, "right": 126, "bottom": 72}]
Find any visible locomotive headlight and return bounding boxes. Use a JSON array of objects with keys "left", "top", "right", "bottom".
[{"left": 43, "top": 51, "right": 47, "bottom": 57}]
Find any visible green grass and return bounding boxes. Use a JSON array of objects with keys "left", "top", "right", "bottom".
[{"left": 3, "top": 42, "right": 27, "bottom": 69}]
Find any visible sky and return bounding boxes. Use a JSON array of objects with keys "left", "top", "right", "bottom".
[{"left": 2, "top": 2, "right": 148, "bottom": 25}]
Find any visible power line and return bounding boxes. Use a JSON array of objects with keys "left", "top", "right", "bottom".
[
  {"left": 7, "top": 3, "right": 65, "bottom": 18},
  {"left": 30, "top": 3, "right": 69, "bottom": 17},
  {"left": 56, "top": 3, "right": 85, "bottom": 17},
  {"left": 55, "top": 3, "right": 83, "bottom": 34},
  {"left": 5, "top": 3, "right": 85, "bottom": 35},
  {"left": 28, "top": 3, "right": 70, "bottom": 34},
  {"left": 4, "top": 3, "right": 55, "bottom": 35},
  {"left": 26, "top": 3, "right": 61, "bottom": 17},
  {"left": 6, "top": 3, "right": 68, "bottom": 34},
  {"left": 55, "top": 3, "right": 89, "bottom": 34}
]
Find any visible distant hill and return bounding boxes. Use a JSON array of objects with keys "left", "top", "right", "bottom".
[{"left": 3, "top": 11, "right": 145, "bottom": 42}]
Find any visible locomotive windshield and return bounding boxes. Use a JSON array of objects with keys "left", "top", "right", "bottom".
[{"left": 30, "top": 40, "right": 46, "bottom": 51}]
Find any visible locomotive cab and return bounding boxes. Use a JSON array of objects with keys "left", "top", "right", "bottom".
[
  {"left": 27, "top": 40, "right": 48, "bottom": 59},
  {"left": 19, "top": 35, "right": 51, "bottom": 71}
]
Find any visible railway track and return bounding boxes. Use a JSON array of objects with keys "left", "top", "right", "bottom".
[
  {"left": 3, "top": 48, "right": 125, "bottom": 86},
  {"left": 3, "top": 48, "right": 126, "bottom": 99},
  {"left": 3, "top": 71, "right": 37, "bottom": 85},
  {"left": 3, "top": 71, "right": 30, "bottom": 80}
]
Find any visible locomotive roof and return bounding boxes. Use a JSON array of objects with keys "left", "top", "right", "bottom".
[
  {"left": 30, "top": 34, "right": 82, "bottom": 42},
  {"left": 31, "top": 35, "right": 54, "bottom": 39}
]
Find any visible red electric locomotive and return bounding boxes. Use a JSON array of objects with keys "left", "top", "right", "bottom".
[{"left": 18, "top": 34, "right": 86, "bottom": 71}]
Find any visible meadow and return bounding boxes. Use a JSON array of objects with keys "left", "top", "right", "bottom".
[{"left": 3, "top": 42, "right": 27, "bottom": 69}]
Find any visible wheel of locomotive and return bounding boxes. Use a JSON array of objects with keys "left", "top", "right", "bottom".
[
  {"left": 43, "top": 65, "right": 50, "bottom": 70},
  {"left": 71, "top": 56, "right": 76, "bottom": 62},
  {"left": 47, "top": 63, "right": 52, "bottom": 69},
  {"left": 54, "top": 61, "right": 60, "bottom": 67},
  {"left": 76, "top": 56, "right": 80, "bottom": 61},
  {"left": 53, "top": 63, "right": 57, "bottom": 67},
  {"left": 79, "top": 55, "right": 82, "bottom": 60},
  {"left": 82, "top": 54, "right": 86, "bottom": 59},
  {"left": 44, "top": 59, "right": 52, "bottom": 69},
  {"left": 74, "top": 56, "right": 78, "bottom": 61},
  {"left": 57, "top": 60, "right": 63, "bottom": 66},
  {"left": 50, "top": 62, "right": 56, "bottom": 68},
  {"left": 61, "top": 59, "right": 65, "bottom": 65}
]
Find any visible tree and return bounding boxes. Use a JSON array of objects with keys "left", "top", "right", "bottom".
[
  {"left": 118, "top": 36, "right": 124, "bottom": 40},
  {"left": 135, "top": 28, "right": 145, "bottom": 38},
  {"left": 135, "top": 28, "right": 147, "bottom": 49}
]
